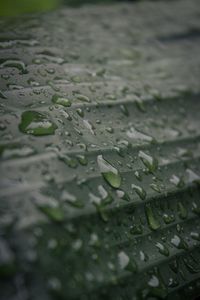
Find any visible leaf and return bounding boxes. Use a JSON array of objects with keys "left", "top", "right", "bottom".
[{"left": 0, "top": 0, "right": 200, "bottom": 299}]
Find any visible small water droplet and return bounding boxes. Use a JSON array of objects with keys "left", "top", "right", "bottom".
[
  {"left": 52, "top": 95, "right": 71, "bottom": 107},
  {"left": 190, "top": 232, "right": 200, "bottom": 241},
  {"left": 171, "top": 234, "right": 188, "bottom": 250},
  {"left": 61, "top": 190, "right": 84, "bottom": 208},
  {"left": 76, "top": 108, "right": 84, "bottom": 117},
  {"left": 76, "top": 94, "right": 90, "bottom": 102},
  {"left": 156, "top": 242, "right": 169, "bottom": 256},
  {"left": 132, "top": 184, "right": 146, "bottom": 200},
  {"left": 39, "top": 205, "right": 64, "bottom": 222},
  {"left": 83, "top": 119, "right": 95, "bottom": 135},
  {"left": 177, "top": 202, "right": 187, "bottom": 219},
  {"left": 139, "top": 150, "right": 158, "bottom": 173},
  {"left": 163, "top": 213, "right": 175, "bottom": 224},
  {"left": 76, "top": 154, "right": 88, "bottom": 166},
  {"left": 145, "top": 204, "right": 160, "bottom": 230},
  {"left": 116, "top": 189, "right": 130, "bottom": 201},
  {"left": 126, "top": 126, "right": 154, "bottom": 143},
  {"left": 120, "top": 104, "right": 129, "bottom": 116},
  {"left": 170, "top": 174, "right": 184, "bottom": 187},
  {"left": 59, "top": 154, "right": 78, "bottom": 168}
]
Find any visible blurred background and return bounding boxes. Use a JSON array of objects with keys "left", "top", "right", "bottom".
[{"left": 0, "top": 0, "right": 135, "bottom": 17}]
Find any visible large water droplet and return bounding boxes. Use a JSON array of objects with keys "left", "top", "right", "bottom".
[
  {"left": 0, "top": 59, "right": 26, "bottom": 73},
  {"left": 19, "top": 111, "right": 57, "bottom": 136},
  {"left": 97, "top": 155, "right": 121, "bottom": 188}
]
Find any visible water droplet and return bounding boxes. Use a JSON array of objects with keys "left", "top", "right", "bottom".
[
  {"left": 59, "top": 154, "right": 78, "bottom": 168},
  {"left": 97, "top": 155, "right": 121, "bottom": 188},
  {"left": 118, "top": 251, "right": 137, "bottom": 272},
  {"left": 177, "top": 202, "right": 187, "bottom": 219},
  {"left": 139, "top": 250, "right": 148, "bottom": 262},
  {"left": 120, "top": 104, "right": 129, "bottom": 116},
  {"left": 170, "top": 174, "right": 184, "bottom": 187},
  {"left": 39, "top": 205, "right": 64, "bottom": 222},
  {"left": 183, "top": 258, "right": 199, "bottom": 274},
  {"left": 192, "top": 202, "right": 200, "bottom": 215},
  {"left": 76, "top": 94, "right": 90, "bottom": 102},
  {"left": 147, "top": 273, "right": 168, "bottom": 298},
  {"left": 190, "top": 232, "right": 200, "bottom": 241},
  {"left": 106, "top": 127, "right": 114, "bottom": 134},
  {"left": 134, "top": 170, "right": 142, "bottom": 181},
  {"left": 132, "top": 184, "right": 146, "bottom": 200},
  {"left": 145, "top": 204, "right": 160, "bottom": 230},
  {"left": 126, "top": 127, "right": 154, "bottom": 143},
  {"left": 150, "top": 183, "right": 161, "bottom": 193},
  {"left": 89, "top": 186, "right": 113, "bottom": 222},
  {"left": 76, "top": 154, "right": 88, "bottom": 166},
  {"left": 48, "top": 277, "right": 61, "bottom": 293},
  {"left": 19, "top": 111, "right": 57, "bottom": 136},
  {"left": 139, "top": 150, "right": 158, "bottom": 173},
  {"left": 163, "top": 213, "right": 175, "bottom": 224},
  {"left": 98, "top": 185, "right": 113, "bottom": 205},
  {"left": 76, "top": 108, "right": 84, "bottom": 117},
  {"left": 1, "top": 145, "right": 35, "bottom": 159},
  {"left": 148, "top": 275, "right": 159, "bottom": 288},
  {"left": 52, "top": 95, "right": 71, "bottom": 107},
  {"left": 186, "top": 169, "right": 200, "bottom": 184},
  {"left": 156, "top": 242, "right": 169, "bottom": 256},
  {"left": 171, "top": 234, "right": 188, "bottom": 250},
  {"left": 135, "top": 97, "right": 146, "bottom": 112},
  {"left": 130, "top": 223, "right": 143, "bottom": 235},
  {"left": 61, "top": 191, "right": 84, "bottom": 208},
  {"left": 169, "top": 259, "right": 179, "bottom": 273},
  {"left": 89, "top": 233, "right": 100, "bottom": 248},
  {"left": 0, "top": 59, "right": 26, "bottom": 73},
  {"left": 116, "top": 189, "right": 130, "bottom": 201},
  {"left": 83, "top": 119, "right": 95, "bottom": 135}
]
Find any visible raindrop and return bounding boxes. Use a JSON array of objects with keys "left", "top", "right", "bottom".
[
  {"left": 97, "top": 155, "right": 121, "bottom": 188},
  {"left": 126, "top": 127, "right": 154, "bottom": 143},
  {"left": 139, "top": 150, "right": 158, "bottom": 173},
  {"left": 171, "top": 234, "right": 188, "bottom": 250},
  {"left": 19, "top": 111, "right": 57, "bottom": 136},
  {"left": 52, "top": 95, "right": 71, "bottom": 107},
  {"left": 145, "top": 204, "right": 160, "bottom": 230},
  {"left": 156, "top": 242, "right": 169, "bottom": 256},
  {"left": 132, "top": 184, "right": 146, "bottom": 200}
]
